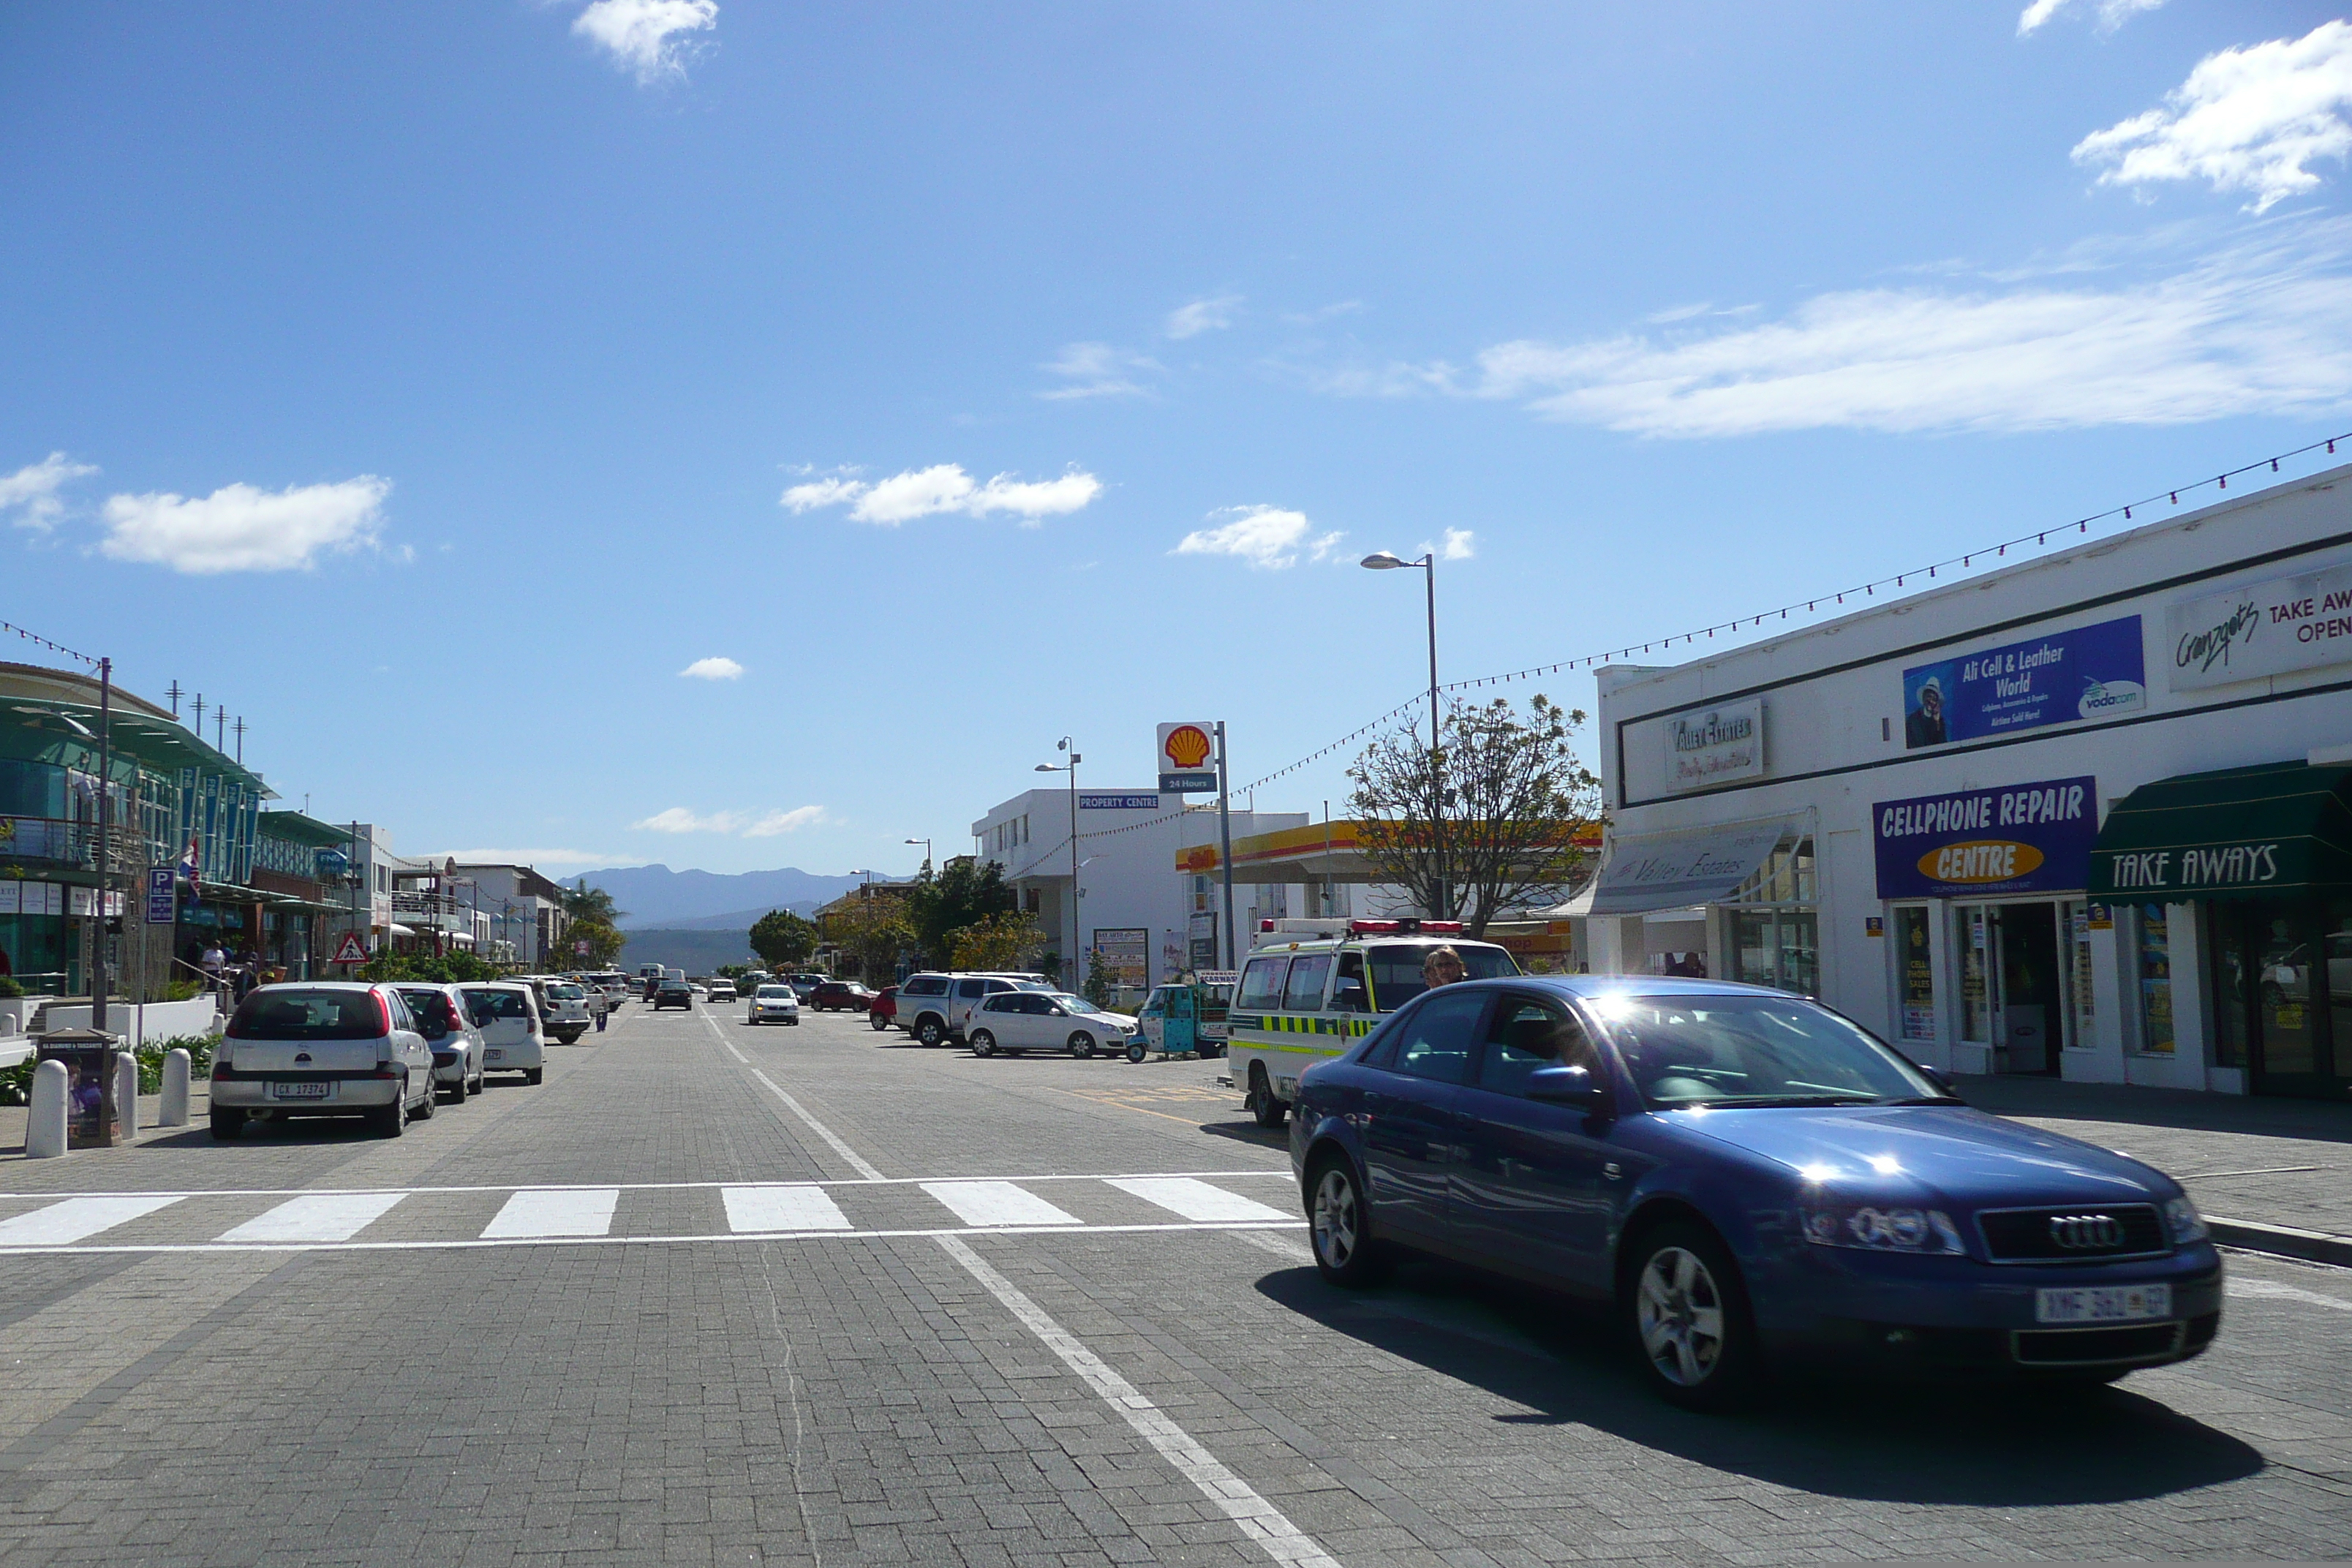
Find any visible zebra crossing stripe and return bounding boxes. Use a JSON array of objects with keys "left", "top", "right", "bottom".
[
  {"left": 0, "top": 1194, "right": 181, "bottom": 1245},
  {"left": 921, "top": 1180, "right": 1082, "bottom": 1228},
  {"left": 481, "top": 1188, "right": 619, "bottom": 1239},
  {"left": 721, "top": 1185, "right": 852, "bottom": 1232},
  {"left": 218, "top": 1191, "right": 406, "bottom": 1243},
  {"left": 1107, "top": 1177, "right": 1294, "bottom": 1224}
]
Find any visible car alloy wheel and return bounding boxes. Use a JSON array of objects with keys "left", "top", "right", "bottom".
[
  {"left": 916, "top": 1017, "right": 945, "bottom": 1048},
  {"left": 1308, "top": 1158, "right": 1382, "bottom": 1287},
  {"left": 1067, "top": 1032, "right": 1095, "bottom": 1059},
  {"left": 970, "top": 1030, "right": 996, "bottom": 1058},
  {"left": 1629, "top": 1223, "right": 1756, "bottom": 1410}
]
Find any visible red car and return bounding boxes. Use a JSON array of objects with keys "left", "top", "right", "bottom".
[
  {"left": 867, "top": 986, "right": 897, "bottom": 1032},
  {"left": 810, "top": 980, "right": 878, "bottom": 1013}
]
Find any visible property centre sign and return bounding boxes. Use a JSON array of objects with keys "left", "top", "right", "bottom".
[
  {"left": 1663, "top": 697, "right": 1764, "bottom": 792},
  {"left": 1873, "top": 774, "right": 2097, "bottom": 900},
  {"left": 2166, "top": 559, "right": 2352, "bottom": 692},
  {"left": 1901, "top": 617, "right": 2144, "bottom": 748}
]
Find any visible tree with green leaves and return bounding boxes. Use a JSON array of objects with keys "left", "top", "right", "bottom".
[
  {"left": 902, "top": 856, "right": 1019, "bottom": 969},
  {"left": 559, "top": 882, "right": 627, "bottom": 968},
  {"left": 749, "top": 908, "right": 821, "bottom": 969},
  {"left": 821, "top": 892, "right": 913, "bottom": 984},
  {"left": 1347, "top": 693, "right": 1602, "bottom": 936},
  {"left": 948, "top": 912, "right": 1044, "bottom": 974}
]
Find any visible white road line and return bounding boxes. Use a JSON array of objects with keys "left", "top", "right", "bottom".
[
  {"left": 723, "top": 1184, "right": 852, "bottom": 1233},
  {"left": 2229, "top": 1277, "right": 2352, "bottom": 1311},
  {"left": 923, "top": 1180, "right": 1082, "bottom": 1228},
  {"left": 701, "top": 1008, "right": 887, "bottom": 1180},
  {"left": 482, "top": 1188, "right": 619, "bottom": 1239},
  {"left": 1109, "top": 1177, "right": 1294, "bottom": 1224},
  {"left": 0, "top": 1169, "right": 1290, "bottom": 1202},
  {"left": 940, "top": 1235, "right": 1341, "bottom": 1568},
  {"left": 218, "top": 1191, "right": 407, "bottom": 1243},
  {"left": 0, "top": 1194, "right": 181, "bottom": 1245},
  {"left": 742, "top": 1052, "right": 1341, "bottom": 1568},
  {"left": 0, "top": 1218, "right": 1308, "bottom": 1256}
]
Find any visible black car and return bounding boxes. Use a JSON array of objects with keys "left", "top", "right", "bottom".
[{"left": 652, "top": 979, "right": 694, "bottom": 1011}]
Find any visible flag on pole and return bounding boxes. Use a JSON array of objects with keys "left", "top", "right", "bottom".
[{"left": 177, "top": 835, "right": 201, "bottom": 891}]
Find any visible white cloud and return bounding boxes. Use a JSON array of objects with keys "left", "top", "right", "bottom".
[
  {"left": 445, "top": 847, "right": 641, "bottom": 868},
  {"left": 1038, "top": 342, "right": 1160, "bottom": 400},
  {"left": 0, "top": 452, "right": 98, "bottom": 532},
  {"left": 2073, "top": 22, "right": 2352, "bottom": 213},
  {"left": 99, "top": 475, "right": 389, "bottom": 573},
  {"left": 679, "top": 656, "right": 744, "bottom": 680},
  {"left": 572, "top": 0, "right": 716, "bottom": 83},
  {"left": 779, "top": 476, "right": 864, "bottom": 512},
  {"left": 2018, "top": 0, "right": 2162, "bottom": 37},
  {"left": 1165, "top": 295, "right": 1243, "bottom": 339},
  {"left": 633, "top": 807, "right": 743, "bottom": 834},
  {"left": 1433, "top": 528, "right": 1475, "bottom": 561},
  {"left": 1174, "top": 505, "right": 1345, "bottom": 570},
  {"left": 744, "top": 806, "right": 826, "bottom": 837},
  {"left": 1281, "top": 300, "right": 1364, "bottom": 325},
  {"left": 783, "top": 464, "right": 1103, "bottom": 527},
  {"left": 1448, "top": 224, "right": 2352, "bottom": 437}
]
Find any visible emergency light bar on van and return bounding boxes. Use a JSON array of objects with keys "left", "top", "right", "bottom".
[{"left": 1253, "top": 916, "right": 1464, "bottom": 937}]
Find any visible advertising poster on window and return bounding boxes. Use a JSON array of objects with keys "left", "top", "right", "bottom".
[
  {"left": 1901, "top": 617, "right": 2144, "bottom": 748},
  {"left": 1093, "top": 927, "right": 1149, "bottom": 987},
  {"left": 1873, "top": 775, "right": 2098, "bottom": 900},
  {"left": 1895, "top": 907, "right": 1935, "bottom": 1041}
]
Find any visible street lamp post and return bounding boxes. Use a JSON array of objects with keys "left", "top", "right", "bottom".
[
  {"left": 1034, "top": 738, "right": 1079, "bottom": 988},
  {"left": 1361, "top": 550, "right": 1447, "bottom": 918},
  {"left": 902, "top": 837, "right": 932, "bottom": 878}
]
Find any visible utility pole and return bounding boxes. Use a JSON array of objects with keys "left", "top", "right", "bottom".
[
  {"left": 233, "top": 716, "right": 246, "bottom": 765},
  {"left": 94, "top": 658, "right": 113, "bottom": 1036},
  {"left": 1215, "top": 722, "right": 1235, "bottom": 971}
]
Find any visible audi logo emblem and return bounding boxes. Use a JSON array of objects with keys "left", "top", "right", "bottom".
[{"left": 2048, "top": 1213, "right": 2123, "bottom": 1250}]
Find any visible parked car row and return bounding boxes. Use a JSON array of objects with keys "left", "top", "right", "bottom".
[
  {"left": 210, "top": 979, "right": 551, "bottom": 1139},
  {"left": 870, "top": 970, "right": 1137, "bottom": 1059}
]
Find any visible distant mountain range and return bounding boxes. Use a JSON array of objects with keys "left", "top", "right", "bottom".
[{"left": 571, "top": 864, "right": 900, "bottom": 930}]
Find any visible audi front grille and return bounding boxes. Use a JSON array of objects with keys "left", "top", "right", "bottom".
[{"left": 1976, "top": 1204, "right": 2169, "bottom": 1263}]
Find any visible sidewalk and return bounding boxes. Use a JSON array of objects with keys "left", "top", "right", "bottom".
[{"left": 1956, "top": 1074, "right": 2352, "bottom": 1265}]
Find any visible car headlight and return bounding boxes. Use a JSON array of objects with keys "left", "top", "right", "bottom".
[
  {"left": 2165, "top": 1195, "right": 2208, "bottom": 1244},
  {"left": 1800, "top": 1205, "right": 1967, "bottom": 1255}
]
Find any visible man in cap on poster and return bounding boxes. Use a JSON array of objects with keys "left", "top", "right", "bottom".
[{"left": 1905, "top": 675, "right": 1947, "bottom": 747}]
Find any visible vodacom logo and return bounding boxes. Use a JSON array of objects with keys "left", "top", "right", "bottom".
[{"left": 1164, "top": 725, "right": 1213, "bottom": 768}]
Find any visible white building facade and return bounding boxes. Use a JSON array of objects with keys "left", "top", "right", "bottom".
[
  {"left": 973, "top": 787, "right": 1305, "bottom": 990},
  {"left": 1591, "top": 464, "right": 2352, "bottom": 1101}
]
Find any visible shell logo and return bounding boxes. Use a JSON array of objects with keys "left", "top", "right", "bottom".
[
  {"left": 1163, "top": 725, "right": 1213, "bottom": 769},
  {"left": 1919, "top": 840, "right": 2043, "bottom": 884}
]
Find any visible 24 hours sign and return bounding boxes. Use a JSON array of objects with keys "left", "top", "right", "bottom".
[{"left": 1873, "top": 775, "right": 2097, "bottom": 900}]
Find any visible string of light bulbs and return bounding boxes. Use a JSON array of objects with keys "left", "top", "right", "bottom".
[{"left": 0, "top": 617, "right": 101, "bottom": 671}]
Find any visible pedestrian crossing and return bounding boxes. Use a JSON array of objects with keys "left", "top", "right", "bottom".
[{"left": 0, "top": 1171, "right": 1300, "bottom": 1254}]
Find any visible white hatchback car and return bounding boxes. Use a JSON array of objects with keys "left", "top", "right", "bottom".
[
  {"left": 747, "top": 984, "right": 799, "bottom": 1025},
  {"left": 459, "top": 982, "right": 546, "bottom": 1085},
  {"left": 965, "top": 992, "right": 1136, "bottom": 1059},
  {"left": 391, "top": 982, "right": 486, "bottom": 1102},
  {"left": 210, "top": 982, "right": 438, "bottom": 1138}
]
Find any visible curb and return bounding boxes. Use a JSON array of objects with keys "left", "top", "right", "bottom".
[{"left": 2209, "top": 1216, "right": 2352, "bottom": 1269}]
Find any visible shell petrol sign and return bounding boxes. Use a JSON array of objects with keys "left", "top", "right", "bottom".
[{"left": 1157, "top": 722, "right": 1218, "bottom": 794}]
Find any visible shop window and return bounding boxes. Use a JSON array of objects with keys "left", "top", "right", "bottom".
[
  {"left": 2136, "top": 904, "right": 2176, "bottom": 1055},
  {"left": 1958, "top": 905, "right": 1992, "bottom": 1043},
  {"left": 1725, "top": 834, "right": 1817, "bottom": 997},
  {"left": 2206, "top": 908, "right": 2249, "bottom": 1069},
  {"left": 2254, "top": 912, "right": 2317, "bottom": 1075},
  {"left": 2060, "top": 900, "right": 2095, "bottom": 1050},
  {"left": 1893, "top": 906, "right": 1934, "bottom": 1041}
]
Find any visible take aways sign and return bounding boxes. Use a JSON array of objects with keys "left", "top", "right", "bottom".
[
  {"left": 1901, "top": 617, "right": 2144, "bottom": 748},
  {"left": 1874, "top": 775, "right": 2097, "bottom": 900},
  {"left": 2167, "top": 559, "right": 2352, "bottom": 691}
]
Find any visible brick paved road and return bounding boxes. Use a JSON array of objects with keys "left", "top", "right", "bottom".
[{"left": 1, "top": 998, "right": 2347, "bottom": 1565}]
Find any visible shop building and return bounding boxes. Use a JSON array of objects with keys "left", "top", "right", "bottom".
[{"left": 1590, "top": 464, "right": 2352, "bottom": 1099}]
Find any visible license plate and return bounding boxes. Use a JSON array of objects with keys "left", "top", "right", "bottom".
[
  {"left": 486, "top": 1049, "right": 504, "bottom": 1060},
  {"left": 270, "top": 1080, "right": 331, "bottom": 1101},
  {"left": 2036, "top": 1284, "right": 2171, "bottom": 1324}
]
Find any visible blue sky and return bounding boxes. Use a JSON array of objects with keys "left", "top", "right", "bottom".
[{"left": 5, "top": 1, "right": 2350, "bottom": 876}]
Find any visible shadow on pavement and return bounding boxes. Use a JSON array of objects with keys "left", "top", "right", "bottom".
[
  {"left": 1955, "top": 1074, "right": 2352, "bottom": 1148},
  {"left": 1257, "top": 1259, "right": 2264, "bottom": 1507},
  {"left": 1199, "top": 1119, "right": 1290, "bottom": 1153}
]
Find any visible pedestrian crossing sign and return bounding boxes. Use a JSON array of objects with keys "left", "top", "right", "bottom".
[{"left": 332, "top": 932, "right": 368, "bottom": 965}]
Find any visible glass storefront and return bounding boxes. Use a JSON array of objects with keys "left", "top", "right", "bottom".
[
  {"left": 1725, "top": 836, "right": 1817, "bottom": 996},
  {"left": 1894, "top": 905, "right": 1935, "bottom": 1042},
  {"left": 2206, "top": 897, "right": 2351, "bottom": 1099}
]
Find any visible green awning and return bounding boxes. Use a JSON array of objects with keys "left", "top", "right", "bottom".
[{"left": 2089, "top": 761, "right": 2352, "bottom": 901}]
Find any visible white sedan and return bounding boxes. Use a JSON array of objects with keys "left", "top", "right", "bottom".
[
  {"left": 746, "top": 984, "right": 800, "bottom": 1026},
  {"left": 965, "top": 992, "right": 1135, "bottom": 1059}
]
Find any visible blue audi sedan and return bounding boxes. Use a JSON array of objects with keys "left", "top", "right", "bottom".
[{"left": 1287, "top": 975, "right": 2222, "bottom": 1409}]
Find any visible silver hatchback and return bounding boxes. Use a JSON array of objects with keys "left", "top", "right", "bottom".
[{"left": 210, "top": 983, "right": 438, "bottom": 1139}]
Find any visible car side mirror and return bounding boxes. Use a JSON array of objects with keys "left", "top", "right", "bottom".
[
  {"left": 1915, "top": 1063, "right": 1959, "bottom": 1096},
  {"left": 1049, "top": 1005, "right": 1067, "bottom": 1017},
  {"left": 1526, "top": 1064, "right": 1612, "bottom": 1112}
]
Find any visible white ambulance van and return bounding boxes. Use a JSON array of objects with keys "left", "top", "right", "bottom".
[{"left": 1224, "top": 918, "right": 1520, "bottom": 1127}]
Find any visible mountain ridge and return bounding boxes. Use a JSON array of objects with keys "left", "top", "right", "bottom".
[{"left": 571, "top": 864, "right": 900, "bottom": 929}]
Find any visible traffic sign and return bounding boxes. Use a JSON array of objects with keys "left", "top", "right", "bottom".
[
  {"left": 332, "top": 932, "right": 369, "bottom": 965},
  {"left": 145, "top": 867, "right": 176, "bottom": 925}
]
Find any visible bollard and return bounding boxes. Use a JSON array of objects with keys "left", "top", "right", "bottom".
[
  {"left": 26, "top": 1058, "right": 68, "bottom": 1158},
  {"left": 160, "top": 1048, "right": 192, "bottom": 1128},
  {"left": 116, "top": 1051, "right": 141, "bottom": 1142}
]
